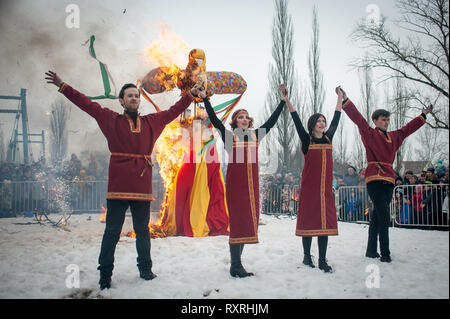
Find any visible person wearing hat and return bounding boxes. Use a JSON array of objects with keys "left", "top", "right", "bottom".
[
  {"left": 426, "top": 167, "right": 439, "bottom": 183},
  {"left": 202, "top": 84, "right": 285, "bottom": 278},
  {"left": 340, "top": 86, "right": 432, "bottom": 262},
  {"left": 45, "top": 70, "right": 203, "bottom": 290},
  {"left": 343, "top": 166, "right": 359, "bottom": 187}
]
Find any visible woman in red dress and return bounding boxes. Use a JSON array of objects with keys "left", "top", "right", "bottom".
[
  {"left": 202, "top": 90, "right": 285, "bottom": 277},
  {"left": 282, "top": 85, "right": 343, "bottom": 273}
]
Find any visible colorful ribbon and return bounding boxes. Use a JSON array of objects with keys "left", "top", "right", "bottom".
[{"left": 83, "top": 35, "right": 117, "bottom": 100}]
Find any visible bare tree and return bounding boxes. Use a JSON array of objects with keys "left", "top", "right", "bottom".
[
  {"left": 308, "top": 5, "right": 325, "bottom": 115},
  {"left": 350, "top": 126, "right": 367, "bottom": 172},
  {"left": 332, "top": 115, "right": 350, "bottom": 170},
  {"left": 415, "top": 124, "right": 449, "bottom": 163},
  {"left": 261, "top": 0, "right": 304, "bottom": 173},
  {"left": 349, "top": 64, "right": 378, "bottom": 171},
  {"left": 0, "top": 126, "right": 4, "bottom": 162},
  {"left": 389, "top": 77, "right": 411, "bottom": 172},
  {"left": 49, "top": 97, "right": 70, "bottom": 166},
  {"left": 351, "top": 0, "right": 449, "bottom": 130},
  {"left": 359, "top": 62, "right": 378, "bottom": 121}
]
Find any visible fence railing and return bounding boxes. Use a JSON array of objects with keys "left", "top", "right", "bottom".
[
  {"left": 261, "top": 185, "right": 299, "bottom": 216},
  {"left": 391, "top": 184, "right": 449, "bottom": 228},
  {"left": 262, "top": 183, "right": 449, "bottom": 228},
  {"left": 0, "top": 179, "right": 165, "bottom": 217},
  {"left": 335, "top": 186, "right": 372, "bottom": 224},
  {"left": 1, "top": 180, "right": 448, "bottom": 229}
]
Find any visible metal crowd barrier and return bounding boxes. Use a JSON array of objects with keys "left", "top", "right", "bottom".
[
  {"left": 335, "top": 186, "right": 372, "bottom": 224},
  {"left": 262, "top": 183, "right": 449, "bottom": 229},
  {"left": 261, "top": 185, "right": 299, "bottom": 216},
  {"left": 2, "top": 180, "right": 448, "bottom": 229},
  {"left": 0, "top": 179, "right": 165, "bottom": 217},
  {"left": 391, "top": 184, "right": 449, "bottom": 228}
]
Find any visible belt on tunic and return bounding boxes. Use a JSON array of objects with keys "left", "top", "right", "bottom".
[
  {"left": 111, "top": 152, "right": 153, "bottom": 176},
  {"left": 368, "top": 161, "right": 392, "bottom": 174}
]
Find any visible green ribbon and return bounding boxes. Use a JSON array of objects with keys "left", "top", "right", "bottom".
[
  {"left": 198, "top": 138, "right": 217, "bottom": 156},
  {"left": 205, "top": 95, "right": 240, "bottom": 127},
  {"left": 85, "top": 35, "right": 117, "bottom": 100}
]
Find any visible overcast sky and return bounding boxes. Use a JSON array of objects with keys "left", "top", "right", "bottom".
[{"left": 0, "top": 0, "right": 402, "bottom": 163}]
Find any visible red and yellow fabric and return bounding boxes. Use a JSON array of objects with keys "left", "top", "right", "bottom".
[
  {"left": 226, "top": 133, "right": 260, "bottom": 244},
  {"left": 296, "top": 142, "right": 338, "bottom": 237},
  {"left": 162, "top": 137, "right": 229, "bottom": 237},
  {"left": 342, "top": 99, "right": 426, "bottom": 185}
]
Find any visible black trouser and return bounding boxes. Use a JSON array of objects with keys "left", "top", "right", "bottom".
[
  {"left": 366, "top": 181, "right": 394, "bottom": 257},
  {"left": 98, "top": 200, "right": 151, "bottom": 276},
  {"left": 302, "top": 236, "right": 328, "bottom": 260}
]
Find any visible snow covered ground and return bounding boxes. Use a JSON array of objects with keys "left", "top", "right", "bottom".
[{"left": 0, "top": 213, "right": 448, "bottom": 299}]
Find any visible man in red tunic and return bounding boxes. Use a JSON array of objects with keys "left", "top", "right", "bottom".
[
  {"left": 45, "top": 71, "right": 204, "bottom": 289},
  {"left": 341, "top": 88, "right": 432, "bottom": 262}
]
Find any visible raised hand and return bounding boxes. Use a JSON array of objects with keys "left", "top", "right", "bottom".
[
  {"left": 340, "top": 87, "right": 348, "bottom": 100},
  {"left": 280, "top": 84, "right": 288, "bottom": 101},
  {"left": 335, "top": 86, "right": 344, "bottom": 111},
  {"left": 45, "top": 71, "right": 63, "bottom": 88},
  {"left": 422, "top": 104, "right": 433, "bottom": 115},
  {"left": 190, "top": 84, "right": 206, "bottom": 97}
]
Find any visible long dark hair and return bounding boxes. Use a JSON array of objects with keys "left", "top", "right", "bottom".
[{"left": 307, "top": 113, "right": 326, "bottom": 135}]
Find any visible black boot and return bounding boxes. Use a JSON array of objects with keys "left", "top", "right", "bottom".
[
  {"left": 138, "top": 266, "right": 157, "bottom": 280},
  {"left": 365, "top": 251, "right": 380, "bottom": 258},
  {"left": 317, "top": 236, "right": 332, "bottom": 273},
  {"left": 99, "top": 276, "right": 111, "bottom": 290},
  {"left": 318, "top": 258, "right": 333, "bottom": 273},
  {"left": 380, "top": 255, "right": 392, "bottom": 263},
  {"left": 98, "top": 266, "right": 112, "bottom": 290},
  {"left": 302, "top": 254, "right": 315, "bottom": 268},
  {"left": 229, "top": 244, "right": 254, "bottom": 278}
]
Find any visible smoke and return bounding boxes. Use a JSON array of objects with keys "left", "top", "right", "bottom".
[{"left": 0, "top": 0, "right": 169, "bottom": 165}]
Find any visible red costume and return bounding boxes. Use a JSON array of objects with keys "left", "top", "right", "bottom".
[
  {"left": 58, "top": 83, "right": 194, "bottom": 201},
  {"left": 296, "top": 140, "right": 338, "bottom": 236},
  {"left": 226, "top": 133, "right": 260, "bottom": 244},
  {"left": 342, "top": 99, "right": 426, "bottom": 185}
]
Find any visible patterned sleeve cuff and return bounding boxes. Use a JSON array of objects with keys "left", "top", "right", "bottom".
[
  {"left": 419, "top": 113, "right": 426, "bottom": 123},
  {"left": 58, "top": 82, "right": 67, "bottom": 93},
  {"left": 342, "top": 98, "right": 351, "bottom": 108}
]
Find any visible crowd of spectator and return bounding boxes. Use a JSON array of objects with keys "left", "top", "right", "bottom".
[
  {"left": 0, "top": 154, "right": 109, "bottom": 217},
  {"left": 262, "top": 160, "right": 449, "bottom": 228},
  {"left": 261, "top": 164, "right": 301, "bottom": 215},
  {"left": 0, "top": 154, "right": 108, "bottom": 183}
]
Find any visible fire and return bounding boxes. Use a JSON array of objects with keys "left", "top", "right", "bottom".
[
  {"left": 146, "top": 23, "right": 189, "bottom": 68},
  {"left": 145, "top": 23, "right": 189, "bottom": 90},
  {"left": 125, "top": 115, "right": 195, "bottom": 239},
  {"left": 124, "top": 25, "right": 195, "bottom": 239},
  {"left": 100, "top": 204, "right": 107, "bottom": 223},
  {"left": 151, "top": 119, "right": 191, "bottom": 235}
]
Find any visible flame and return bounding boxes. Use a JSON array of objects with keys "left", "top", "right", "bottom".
[
  {"left": 100, "top": 204, "right": 107, "bottom": 223},
  {"left": 145, "top": 24, "right": 190, "bottom": 91},
  {"left": 125, "top": 25, "right": 194, "bottom": 239},
  {"left": 146, "top": 23, "right": 189, "bottom": 68},
  {"left": 152, "top": 119, "right": 190, "bottom": 235},
  {"left": 125, "top": 117, "right": 193, "bottom": 239}
]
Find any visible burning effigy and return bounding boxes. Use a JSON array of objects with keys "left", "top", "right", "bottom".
[
  {"left": 119, "top": 26, "right": 247, "bottom": 238},
  {"left": 158, "top": 113, "right": 230, "bottom": 237}
]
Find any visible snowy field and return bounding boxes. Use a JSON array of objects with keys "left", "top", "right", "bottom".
[{"left": 0, "top": 213, "right": 448, "bottom": 299}]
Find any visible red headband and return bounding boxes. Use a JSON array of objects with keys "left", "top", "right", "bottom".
[{"left": 232, "top": 110, "right": 249, "bottom": 121}]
